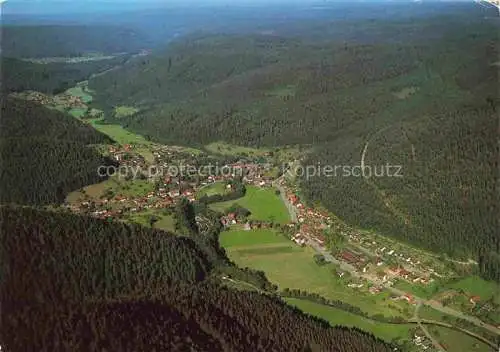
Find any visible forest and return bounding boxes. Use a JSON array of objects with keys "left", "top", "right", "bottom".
[
  {"left": 87, "top": 5, "right": 499, "bottom": 282},
  {"left": 2, "top": 25, "right": 150, "bottom": 58},
  {"left": 0, "top": 97, "right": 116, "bottom": 205},
  {"left": 0, "top": 205, "right": 393, "bottom": 351},
  {"left": 2, "top": 56, "right": 131, "bottom": 95}
]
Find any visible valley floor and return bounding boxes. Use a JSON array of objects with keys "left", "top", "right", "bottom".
[{"left": 17, "top": 81, "right": 499, "bottom": 352}]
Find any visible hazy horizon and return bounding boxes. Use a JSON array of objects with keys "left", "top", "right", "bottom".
[{"left": 2, "top": 0, "right": 473, "bottom": 16}]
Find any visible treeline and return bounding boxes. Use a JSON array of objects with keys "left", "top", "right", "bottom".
[
  {"left": 0, "top": 97, "right": 115, "bottom": 205},
  {"left": 2, "top": 56, "right": 131, "bottom": 95}
]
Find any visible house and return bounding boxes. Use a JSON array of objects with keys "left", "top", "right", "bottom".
[
  {"left": 470, "top": 296, "right": 481, "bottom": 304},
  {"left": 168, "top": 190, "right": 180, "bottom": 197},
  {"left": 402, "top": 294, "right": 414, "bottom": 304},
  {"left": 399, "top": 269, "right": 411, "bottom": 279},
  {"left": 288, "top": 194, "right": 299, "bottom": 204}
]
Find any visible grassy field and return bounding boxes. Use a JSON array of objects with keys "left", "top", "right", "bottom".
[
  {"left": 445, "top": 276, "right": 500, "bottom": 304},
  {"left": 285, "top": 298, "right": 414, "bottom": 344},
  {"left": 197, "top": 181, "right": 230, "bottom": 198},
  {"left": 265, "top": 84, "right": 296, "bottom": 98},
  {"left": 86, "top": 118, "right": 155, "bottom": 163},
  {"left": 393, "top": 279, "right": 440, "bottom": 300},
  {"left": 221, "top": 227, "right": 410, "bottom": 318},
  {"left": 210, "top": 186, "right": 290, "bottom": 224},
  {"left": 114, "top": 106, "right": 139, "bottom": 118},
  {"left": 418, "top": 305, "right": 449, "bottom": 322},
  {"left": 63, "top": 83, "right": 154, "bottom": 163},
  {"left": 66, "top": 178, "right": 115, "bottom": 204},
  {"left": 220, "top": 228, "right": 291, "bottom": 248},
  {"left": 66, "top": 86, "right": 93, "bottom": 103},
  {"left": 127, "top": 209, "right": 175, "bottom": 232},
  {"left": 427, "top": 326, "right": 493, "bottom": 352},
  {"left": 205, "top": 141, "right": 270, "bottom": 157},
  {"left": 66, "top": 177, "right": 154, "bottom": 204},
  {"left": 68, "top": 108, "right": 88, "bottom": 118}
]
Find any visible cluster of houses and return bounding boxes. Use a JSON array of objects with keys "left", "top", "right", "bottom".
[
  {"left": 291, "top": 233, "right": 307, "bottom": 246},
  {"left": 345, "top": 232, "right": 442, "bottom": 284},
  {"left": 276, "top": 176, "right": 446, "bottom": 300},
  {"left": 108, "top": 144, "right": 147, "bottom": 166},
  {"left": 281, "top": 183, "right": 331, "bottom": 246},
  {"left": 412, "top": 334, "right": 436, "bottom": 351},
  {"left": 12, "top": 90, "right": 87, "bottom": 109},
  {"left": 391, "top": 293, "right": 417, "bottom": 305}
]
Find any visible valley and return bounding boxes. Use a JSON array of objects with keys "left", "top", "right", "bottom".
[
  {"left": 2, "top": 2, "right": 499, "bottom": 351},
  {"left": 10, "top": 73, "right": 496, "bottom": 351}
]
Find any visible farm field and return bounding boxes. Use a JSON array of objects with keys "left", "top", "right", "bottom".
[
  {"left": 285, "top": 298, "right": 415, "bottom": 344},
  {"left": 210, "top": 186, "right": 290, "bottom": 224},
  {"left": 427, "top": 326, "right": 493, "bottom": 352},
  {"left": 221, "top": 228, "right": 410, "bottom": 318},
  {"left": 220, "top": 228, "right": 292, "bottom": 248}
]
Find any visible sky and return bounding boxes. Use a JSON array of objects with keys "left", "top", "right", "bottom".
[{"left": 3, "top": 0, "right": 337, "bottom": 16}]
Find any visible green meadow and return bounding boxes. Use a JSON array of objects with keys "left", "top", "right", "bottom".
[
  {"left": 285, "top": 298, "right": 414, "bottom": 344},
  {"left": 220, "top": 227, "right": 409, "bottom": 318},
  {"left": 210, "top": 186, "right": 290, "bottom": 223},
  {"left": 197, "top": 182, "right": 230, "bottom": 198}
]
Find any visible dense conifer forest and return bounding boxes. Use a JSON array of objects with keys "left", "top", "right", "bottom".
[
  {"left": 0, "top": 98, "right": 115, "bottom": 205},
  {"left": 2, "top": 56, "right": 131, "bottom": 95},
  {"left": 2, "top": 25, "right": 150, "bottom": 58},
  {"left": 0, "top": 206, "right": 392, "bottom": 352}
]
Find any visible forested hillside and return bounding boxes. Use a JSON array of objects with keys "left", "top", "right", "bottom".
[
  {"left": 2, "top": 25, "right": 150, "bottom": 58},
  {"left": 2, "top": 55, "right": 130, "bottom": 94},
  {"left": 1, "top": 206, "right": 392, "bottom": 352},
  {"left": 87, "top": 5, "right": 499, "bottom": 281},
  {"left": 0, "top": 98, "right": 115, "bottom": 205}
]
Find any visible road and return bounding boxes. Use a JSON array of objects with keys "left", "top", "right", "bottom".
[
  {"left": 274, "top": 160, "right": 500, "bottom": 338},
  {"left": 307, "top": 239, "right": 500, "bottom": 338},
  {"left": 415, "top": 302, "right": 447, "bottom": 351},
  {"left": 272, "top": 174, "right": 298, "bottom": 223}
]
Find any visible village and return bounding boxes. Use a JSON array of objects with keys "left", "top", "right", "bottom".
[
  {"left": 63, "top": 140, "right": 497, "bottom": 336},
  {"left": 66, "top": 141, "right": 451, "bottom": 300},
  {"left": 64, "top": 142, "right": 276, "bottom": 223},
  {"left": 273, "top": 174, "right": 457, "bottom": 307}
]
